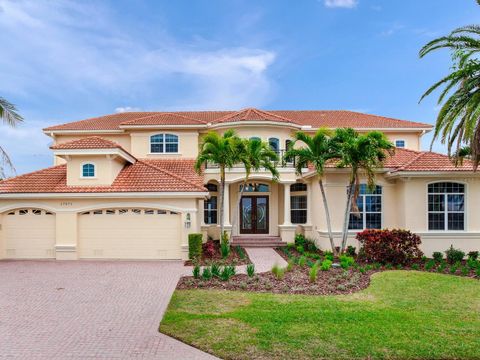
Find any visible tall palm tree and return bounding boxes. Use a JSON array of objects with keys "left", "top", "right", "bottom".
[
  {"left": 230, "top": 138, "right": 279, "bottom": 237},
  {"left": 285, "top": 129, "right": 337, "bottom": 254},
  {"left": 0, "top": 97, "right": 23, "bottom": 178},
  {"left": 195, "top": 130, "right": 242, "bottom": 237},
  {"left": 331, "top": 128, "right": 394, "bottom": 252},
  {"left": 419, "top": 19, "right": 480, "bottom": 170}
]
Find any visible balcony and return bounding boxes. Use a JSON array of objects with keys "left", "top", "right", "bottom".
[{"left": 204, "top": 149, "right": 296, "bottom": 169}]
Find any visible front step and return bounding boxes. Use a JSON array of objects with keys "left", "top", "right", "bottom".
[{"left": 231, "top": 236, "right": 287, "bottom": 248}]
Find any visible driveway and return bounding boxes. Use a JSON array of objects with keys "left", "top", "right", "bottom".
[{"left": 0, "top": 260, "right": 218, "bottom": 359}]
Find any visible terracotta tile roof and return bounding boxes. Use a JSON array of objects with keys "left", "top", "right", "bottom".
[
  {"left": 0, "top": 159, "right": 206, "bottom": 194},
  {"left": 43, "top": 109, "right": 432, "bottom": 131},
  {"left": 50, "top": 136, "right": 123, "bottom": 150}
]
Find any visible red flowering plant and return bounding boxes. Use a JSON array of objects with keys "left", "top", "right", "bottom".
[
  {"left": 356, "top": 229, "right": 423, "bottom": 265},
  {"left": 203, "top": 240, "right": 216, "bottom": 258}
]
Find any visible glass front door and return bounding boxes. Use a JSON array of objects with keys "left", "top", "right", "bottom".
[{"left": 240, "top": 196, "right": 269, "bottom": 234}]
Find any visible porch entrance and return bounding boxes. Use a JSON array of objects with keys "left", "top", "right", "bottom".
[{"left": 240, "top": 196, "right": 269, "bottom": 234}]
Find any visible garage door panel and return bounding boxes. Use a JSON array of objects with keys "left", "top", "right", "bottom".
[
  {"left": 79, "top": 209, "right": 181, "bottom": 260},
  {"left": 3, "top": 209, "right": 56, "bottom": 259}
]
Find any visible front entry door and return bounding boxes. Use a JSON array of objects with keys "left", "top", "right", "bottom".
[{"left": 240, "top": 196, "right": 269, "bottom": 234}]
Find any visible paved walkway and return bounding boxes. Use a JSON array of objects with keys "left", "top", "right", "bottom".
[{"left": 0, "top": 260, "right": 218, "bottom": 360}]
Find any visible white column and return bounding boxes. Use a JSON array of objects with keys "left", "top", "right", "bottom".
[
  {"left": 283, "top": 183, "right": 292, "bottom": 225},
  {"left": 306, "top": 182, "right": 312, "bottom": 225},
  {"left": 223, "top": 183, "right": 231, "bottom": 226}
]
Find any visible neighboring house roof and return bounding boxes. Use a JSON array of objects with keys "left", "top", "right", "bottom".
[
  {"left": 0, "top": 159, "right": 206, "bottom": 194},
  {"left": 50, "top": 136, "right": 125, "bottom": 150},
  {"left": 43, "top": 108, "right": 432, "bottom": 132}
]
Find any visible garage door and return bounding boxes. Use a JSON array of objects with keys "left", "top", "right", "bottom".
[
  {"left": 78, "top": 208, "right": 182, "bottom": 259},
  {"left": 3, "top": 208, "right": 56, "bottom": 259}
]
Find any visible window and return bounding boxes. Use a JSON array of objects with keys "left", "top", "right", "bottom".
[
  {"left": 395, "top": 140, "right": 406, "bottom": 148},
  {"left": 269, "top": 137, "right": 279, "bottom": 152},
  {"left": 82, "top": 163, "right": 95, "bottom": 177},
  {"left": 428, "top": 182, "right": 465, "bottom": 231},
  {"left": 250, "top": 136, "right": 261, "bottom": 141},
  {"left": 241, "top": 183, "right": 269, "bottom": 192},
  {"left": 291, "top": 182, "right": 307, "bottom": 224},
  {"left": 204, "top": 196, "right": 218, "bottom": 224},
  {"left": 206, "top": 183, "right": 218, "bottom": 192},
  {"left": 348, "top": 185, "right": 382, "bottom": 230},
  {"left": 150, "top": 134, "right": 178, "bottom": 153}
]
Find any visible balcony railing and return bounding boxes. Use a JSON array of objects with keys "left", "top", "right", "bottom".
[{"left": 205, "top": 149, "right": 296, "bottom": 169}]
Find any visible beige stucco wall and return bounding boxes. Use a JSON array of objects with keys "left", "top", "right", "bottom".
[
  {"left": 0, "top": 197, "right": 201, "bottom": 260},
  {"left": 66, "top": 155, "right": 125, "bottom": 186},
  {"left": 130, "top": 130, "right": 199, "bottom": 159}
]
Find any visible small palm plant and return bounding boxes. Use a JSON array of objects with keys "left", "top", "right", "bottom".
[
  {"left": 195, "top": 130, "right": 242, "bottom": 236},
  {"left": 330, "top": 128, "right": 394, "bottom": 252},
  {"left": 285, "top": 129, "right": 337, "bottom": 254},
  {"left": 0, "top": 97, "right": 23, "bottom": 178}
]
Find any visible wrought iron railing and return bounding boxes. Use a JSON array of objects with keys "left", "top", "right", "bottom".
[{"left": 205, "top": 149, "right": 296, "bottom": 169}]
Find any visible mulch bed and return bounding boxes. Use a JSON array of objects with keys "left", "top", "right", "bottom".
[
  {"left": 184, "top": 241, "right": 251, "bottom": 266},
  {"left": 177, "top": 265, "right": 375, "bottom": 295}
]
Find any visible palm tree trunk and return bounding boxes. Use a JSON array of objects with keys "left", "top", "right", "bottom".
[
  {"left": 230, "top": 178, "right": 248, "bottom": 238},
  {"left": 340, "top": 179, "right": 355, "bottom": 252},
  {"left": 219, "top": 167, "right": 226, "bottom": 238},
  {"left": 319, "top": 179, "right": 336, "bottom": 255}
]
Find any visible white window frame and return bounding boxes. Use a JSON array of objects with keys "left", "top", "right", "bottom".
[
  {"left": 80, "top": 162, "right": 96, "bottom": 179},
  {"left": 427, "top": 181, "right": 466, "bottom": 232},
  {"left": 348, "top": 185, "right": 383, "bottom": 230},
  {"left": 204, "top": 184, "right": 218, "bottom": 224},
  {"left": 150, "top": 133, "right": 180, "bottom": 154}
]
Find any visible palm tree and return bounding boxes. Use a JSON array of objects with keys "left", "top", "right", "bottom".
[
  {"left": 0, "top": 97, "right": 23, "bottom": 178},
  {"left": 285, "top": 129, "right": 337, "bottom": 254},
  {"left": 419, "top": 20, "right": 480, "bottom": 170},
  {"left": 195, "top": 130, "right": 242, "bottom": 237},
  {"left": 331, "top": 128, "right": 394, "bottom": 253},
  {"left": 230, "top": 138, "right": 279, "bottom": 237}
]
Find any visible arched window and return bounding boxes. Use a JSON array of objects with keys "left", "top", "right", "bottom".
[
  {"left": 150, "top": 134, "right": 178, "bottom": 153},
  {"left": 240, "top": 183, "right": 269, "bottom": 192},
  {"left": 269, "top": 137, "right": 279, "bottom": 152},
  {"left": 428, "top": 182, "right": 465, "bottom": 230},
  {"left": 348, "top": 185, "right": 382, "bottom": 230},
  {"left": 82, "top": 163, "right": 95, "bottom": 177},
  {"left": 250, "top": 136, "right": 261, "bottom": 142}
]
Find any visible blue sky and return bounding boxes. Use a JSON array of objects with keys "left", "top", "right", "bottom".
[{"left": 0, "top": 0, "right": 478, "bottom": 174}]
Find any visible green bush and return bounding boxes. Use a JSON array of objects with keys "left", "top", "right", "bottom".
[
  {"left": 296, "top": 245, "right": 305, "bottom": 254},
  {"left": 303, "top": 237, "right": 318, "bottom": 252},
  {"left": 287, "top": 242, "right": 296, "bottom": 250},
  {"left": 220, "top": 265, "right": 235, "bottom": 281},
  {"left": 461, "top": 266, "right": 469, "bottom": 276},
  {"left": 309, "top": 265, "right": 319, "bottom": 283},
  {"left": 271, "top": 264, "right": 285, "bottom": 280},
  {"left": 346, "top": 246, "right": 357, "bottom": 257},
  {"left": 445, "top": 245, "right": 465, "bottom": 264},
  {"left": 324, "top": 251, "right": 334, "bottom": 261},
  {"left": 286, "top": 259, "right": 294, "bottom": 272},
  {"left": 192, "top": 265, "right": 200, "bottom": 279},
  {"left": 202, "top": 267, "right": 212, "bottom": 280},
  {"left": 432, "top": 252, "right": 443, "bottom": 263},
  {"left": 211, "top": 263, "right": 221, "bottom": 278},
  {"left": 246, "top": 263, "right": 255, "bottom": 277},
  {"left": 188, "top": 233, "right": 203, "bottom": 260},
  {"left": 236, "top": 246, "right": 246, "bottom": 260},
  {"left": 306, "top": 259, "right": 315, "bottom": 268},
  {"left": 298, "top": 256, "right": 307, "bottom": 267},
  {"left": 295, "top": 233, "right": 305, "bottom": 246},
  {"left": 476, "top": 268, "right": 480, "bottom": 278},
  {"left": 385, "top": 263, "right": 393, "bottom": 270},
  {"left": 220, "top": 231, "right": 230, "bottom": 259},
  {"left": 467, "top": 251, "right": 479, "bottom": 261},
  {"left": 320, "top": 259, "right": 332, "bottom": 271},
  {"left": 397, "top": 264, "right": 403, "bottom": 270},
  {"left": 411, "top": 263, "right": 420, "bottom": 270},
  {"left": 425, "top": 259, "right": 435, "bottom": 271},
  {"left": 373, "top": 262, "right": 382, "bottom": 270},
  {"left": 339, "top": 255, "right": 355, "bottom": 269},
  {"left": 437, "top": 262, "right": 447, "bottom": 273},
  {"left": 467, "top": 258, "right": 480, "bottom": 270}
]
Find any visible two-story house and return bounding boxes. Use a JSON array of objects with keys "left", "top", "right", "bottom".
[{"left": 0, "top": 108, "right": 478, "bottom": 260}]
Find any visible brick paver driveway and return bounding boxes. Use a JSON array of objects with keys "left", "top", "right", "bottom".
[{"left": 0, "top": 260, "right": 218, "bottom": 359}]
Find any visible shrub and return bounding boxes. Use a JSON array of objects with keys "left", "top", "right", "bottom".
[
  {"left": 309, "top": 265, "right": 319, "bottom": 283},
  {"left": 296, "top": 245, "right": 305, "bottom": 254},
  {"left": 411, "top": 263, "right": 419, "bottom": 270},
  {"left": 192, "top": 265, "right": 200, "bottom": 279},
  {"left": 339, "top": 255, "right": 355, "bottom": 269},
  {"left": 220, "top": 231, "right": 230, "bottom": 259},
  {"left": 306, "top": 259, "right": 315, "bottom": 268},
  {"left": 211, "top": 263, "right": 221, "bottom": 278},
  {"left": 373, "top": 262, "right": 382, "bottom": 270},
  {"left": 286, "top": 259, "right": 295, "bottom": 272},
  {"left": 445, "top": 245, "right": 465, "bottom": 264},
  {"left": 358, "top": 266, "right": 366, "bottom": 274},
  {"left": 437, "top": 262, "right": 447, "bottom": 273},
  {"left": 425, "top": 259, "right": 435, "bottom": 271},
  {"left": 356, "top": 229, "right": 423, "bottom": 265},
  {"left": 476, "top": 268, "right": 480, "bottom": 278},
  {"left": 461, "top": 266, "right": 469, "bottom": 276},
  {"left": 295, "top": 233, "right": 305, "bottom": 246},
  {"left": 246, "top": 263, "right": 255, "bottom": 277},
  {"left": 298, "top": 256, "right": 307, "bottom": 267},
  {"left": 421, "top": 255, "right": 427, "bottom": 262},
  {"left": 203, "top": 240, "right": 216, "bottom": 258},
  {"left": 432, "top": 252, "right": 443, "bottom": 263},
  {"left": 324, "top": 251, "right": 334, "bottom": 261},
  {"left": 202, "top": 267, "right": 212, "bottom": 280},
  {"left": 188, "top": 233, "right": 203, "bottom": 260},
  {"left": 305, "top": 252, "right": 321, "bottom": 260},
  {"left": 236, "top": 246, "right": 246, "bottom": 260},
  {"left": 287, "top": 242, "right": 296, "bottom": 250},
  {"left": 346, "top": 245, "right": 357, "bottom": 257},
  {"left": 220, "top": 265, "right": 235, "bottom": 281},
  {"left": 467, "top": 251, "right": 479, "bottom": 261},
  {"left": 397, "top": 264, "right": 403, "bottom": 270},
  {"left": 320, "top": 259, "right": 332, "bottom": 271},
  {"left": 303, "top": 237, "right": 318, "bottom": 252},
  {"left": 271, "top": 264, "right": 285, "bottom": 280},
  {"left": 385, "top": 263, "right": 393, "bottom": 270},
  {"left": 467, "top": 258, "right": 479, "bottom": 270}
]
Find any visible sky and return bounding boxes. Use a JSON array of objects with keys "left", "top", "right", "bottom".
[{"left": 0, "top": 0, "right": 478, "bottom": 175}]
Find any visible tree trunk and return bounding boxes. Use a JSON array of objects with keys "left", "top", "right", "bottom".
[
  {"left": 219, "top": 167, "right": 226, "bottom": 238},
  {"left": 319, "top": 179, "right": 336, "bottom": 255},
  {"left": 230, "top": 179, "right": 248, "bottom": 238},
  {"left": 340, "top": 180, "right": 355, "bottom": 253}
]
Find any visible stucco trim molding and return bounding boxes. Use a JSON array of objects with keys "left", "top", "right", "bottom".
[{"left": 0, "top": 192, "right": 209, "bottom": 199}]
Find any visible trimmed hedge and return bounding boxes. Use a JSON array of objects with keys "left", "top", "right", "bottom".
[
  {"left": 356, "top": 229, "right": 423, "bottom": 265},
  {"left": 188, "top": 233, "right": 203, "bottom": 260}
]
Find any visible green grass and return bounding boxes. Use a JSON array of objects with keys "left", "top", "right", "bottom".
[{"left": 160, "top": 271, "right": 480, "bottom": 360}]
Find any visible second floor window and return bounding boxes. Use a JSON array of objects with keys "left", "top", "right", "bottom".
[
  {"left": 82, "top": 163, "right": 95, "bottom": 177},
  {"left": 269, "top": 137, "right": 279, "bottom": 152},
  {"left": 150, "top": 134, "right": 178, "bottom": 153},
  {"left": 395, "top": 140, "right": 406, "bottom": 148},
  {"left": 348, "top": 185, "right": 382, "bottom": 230}
]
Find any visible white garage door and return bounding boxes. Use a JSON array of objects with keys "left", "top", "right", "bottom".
[
  {"left": 78, "top": 208, "right": 182, "bottom": 259},
  {"left": 3, "top": 208, "right": 56, "bottom": 259}
]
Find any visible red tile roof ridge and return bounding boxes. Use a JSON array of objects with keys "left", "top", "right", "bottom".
[
  {"left": 396, "top": 151, "right": 428, "bottom": 171},
  {"left": 213, "top": 108, "right": 299, "bottom": 125},
  {"left": 50, "top": 136, "right": 119, "bottom": 149},
  {"left": 120, "top": 112, "right": 207, "bottom": 125},
  {"left": 136, "top": 159, "right": 206, "bottom": 192}
]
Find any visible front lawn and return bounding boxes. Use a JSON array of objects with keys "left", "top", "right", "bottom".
[{"left": 160, "top": 271, "right": 480, "bottom": 360}]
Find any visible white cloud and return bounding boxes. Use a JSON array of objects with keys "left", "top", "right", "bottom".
[
  {"left": 324, "top": 0, "right": 358, "bottom": 9},
  {"left": 115, "top": 107, "right": 142, "bottom": 113}
]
